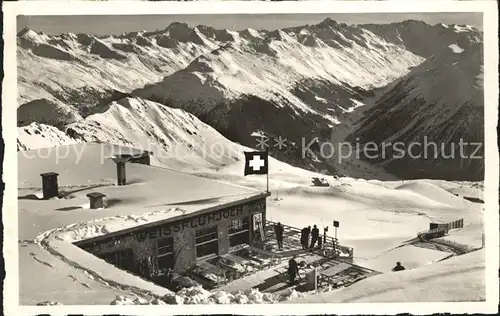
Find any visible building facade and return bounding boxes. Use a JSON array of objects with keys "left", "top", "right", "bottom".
[{"left": 75, "top": 194, "right": 267, "bottom": 278}]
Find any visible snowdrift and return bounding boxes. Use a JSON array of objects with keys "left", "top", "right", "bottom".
[
  {"left": 110, "top": 286, "right": 304, "bottom": 305},
  {"left": 395, "top": 182, "right": 472, "bottom": 209}
]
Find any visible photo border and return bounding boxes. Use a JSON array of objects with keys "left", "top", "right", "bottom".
[{"left": 2, "top": 1, "right": 499, "bottom": 315}]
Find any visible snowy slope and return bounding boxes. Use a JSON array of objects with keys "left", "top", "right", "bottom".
[
  {"left": 293, "top": 249, "right": 485, "bottom": 303},
  {"left": 361, "top": 20, "right": 483, "bottom": 57},
  {"left": 17, "top": 98, "right": 83, "bottom": 127},
  {"left": 17, "top": 123, "right": 81, "bottom": 151},
  {"left": 350, "top": 34, "right": 483, "bottom": 181},
  {"left": 64, "top": 97, "right": 243, "bottom": 171},
  {"left": 17, "top": 23, "right": 224, "bottom": 121},
  {"left": 17, "top": 96, "right": 323, "bottom": 179}
]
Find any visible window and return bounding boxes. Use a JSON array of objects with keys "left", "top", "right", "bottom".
[
  {"left": 229, "top": 217, "right": 249, "bottom": 234},
  {"left": 99, "top": 248, "right": 135, "bottom": 271},
  {"left": 157, "top": 237, "right": 174, "bottom": 271},
  {"left": 229, "top": 217, "right": 250, "bottom": 247},
  {"left": 195, "top": 225, "right": 218, "bottom": 258},
  {"left": 253, "top": 213, "right": 263, "bottom": 231}
]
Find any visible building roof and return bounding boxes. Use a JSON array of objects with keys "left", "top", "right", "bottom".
[
  {"left": 86, "top": 192, "right": 107, "bottom": 199},
  {"left": 74, "top": 191, "right": 269, "bottom": 246},
  {"left": 40, "top": 172, "right": 59, "bottom": 177},
  {"left": 18, "top": 143, "right": 264, "bottom": 241}
]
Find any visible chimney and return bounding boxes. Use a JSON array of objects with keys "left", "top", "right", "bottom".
[
  {"left": 141, "top": 151, "right": 152, "bottom": 165},
  {"left": 40, "top": 172, "right": 59, "bottom": 199},
  {"left": 86, "top": 192, "right": 107, "bottom": 209},
  {"left": 129, "top": 150, "right": 152, "bottom": 165},
  {"left": 116, "top": 161, "right": 126, "bottom": 186},
  {"left": 110, "top": 155, "right": 132, "bottom": 186}
]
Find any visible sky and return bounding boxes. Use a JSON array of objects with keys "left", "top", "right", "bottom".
[{"left": 17, "top": 12, "right": 482, "bottom": 35}]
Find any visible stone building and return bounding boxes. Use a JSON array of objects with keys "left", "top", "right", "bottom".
[
  {"left": 74, "top": 192, "right": 269, "bottom": 278},
  {"left": 19, "top": 143, "right": 269, "bottom": 285}
]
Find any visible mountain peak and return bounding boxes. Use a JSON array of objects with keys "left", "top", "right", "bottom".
[
  {"left": 158, "top": 22, "right": 206, "bottom": 45},
  {"left": 317, "top": 17, "right": 339, "bottom": 27},
  {"left": 239, "top": 28, "right": 262, "bottom": 40},
  {"left": 17, "top": 26, "right": 33, "bottom": 37},
  {"left": 196, "top": 24, "right": 235, "bottom": 43},
  {"left": 166, "top": 22, "right": 192, "bottom": 31},
  {"left": 400, "top": 19, "right": 429, "bottom": 25}
]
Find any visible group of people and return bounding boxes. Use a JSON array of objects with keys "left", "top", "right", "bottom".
[
  {"left": 274, "top": 222, "right": 329, "bottom": 251},
  {"left": 300, "top": 225, "right": 324, "bottom": 250},
  {"left": 276, "top": 220, "right": 406, "bottom": 285}
]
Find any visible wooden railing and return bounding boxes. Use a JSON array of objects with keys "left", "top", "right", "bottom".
[
  {"left": 265, "top": 220, "right": 354, "bottom": 258},
  {"left": 429, "top": 218, "right": 464, "bottom": 231},
  {"left": 418, "top": 218, "right": 464, "bottom": 241}
]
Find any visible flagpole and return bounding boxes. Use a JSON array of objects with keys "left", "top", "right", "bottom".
[
  {"left": 266, "top": 147, "right": 269, "bottom": 194},
  {"left": 266, "top": 171, "right": 269, "bottom": 193}
]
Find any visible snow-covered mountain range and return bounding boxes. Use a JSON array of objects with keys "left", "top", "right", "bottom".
[
  {"left": 350, "top": 22, "right": 483, "bottom": 181},
  {"left": 360, "top": 20, "right": 482, "bottom": 57},
  {"left": 17, "top": 18, "right": 483, "bottom": 180}
]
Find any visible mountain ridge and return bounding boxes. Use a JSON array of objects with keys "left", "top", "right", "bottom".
[
  {"left": 348, "top": 33, "right": 483, "bottom": 181},
  {"left": 17, "top": 18, "right": 483, "bottom": 180},
  {"left": 359, "top": 19, "right": 482, "bottom": 57}
]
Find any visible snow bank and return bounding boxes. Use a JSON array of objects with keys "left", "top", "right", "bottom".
[
  {"left": 19, "top": 156, "right": 483, "bottom": 304},
  {"left": 111, "top": 286, "right": 305, "bottom": 305},
  {"left": 395, "top": 181, "right": 471, "bottom": 209},
  {"left": 110, "top": 296, "right": 166, "bottom": 305},
  {"left": 37, "top": 207, "right": 188, "bottom": 244}
]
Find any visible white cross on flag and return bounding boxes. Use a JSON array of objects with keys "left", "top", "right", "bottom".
[{"left": 244, "top": 151, "right": 269, "bottom": 176}]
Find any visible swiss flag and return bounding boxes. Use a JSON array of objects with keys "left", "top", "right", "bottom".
[{"left": 244, "top": 151, "right": 269, "bottom": 176}]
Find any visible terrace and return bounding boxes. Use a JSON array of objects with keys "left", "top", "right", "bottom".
[{"left": 169, "top": 221, "right": 377, "bottom": 294}]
